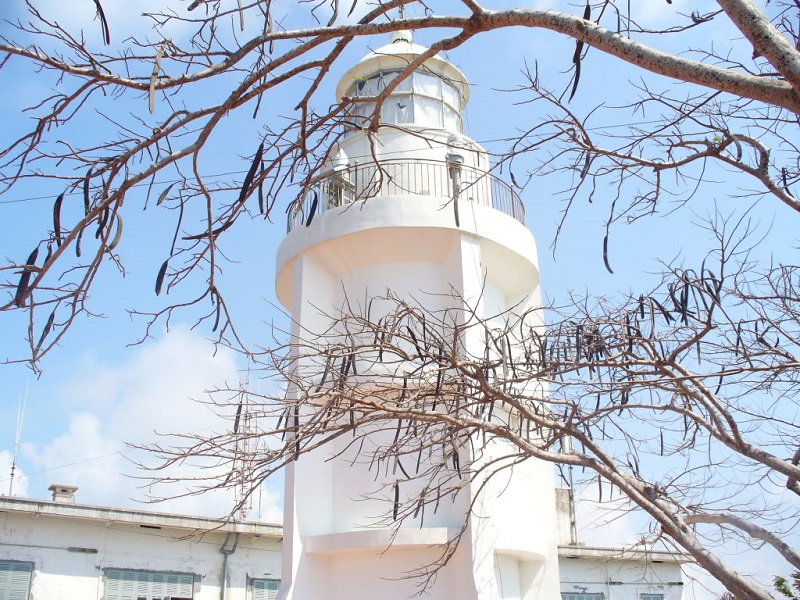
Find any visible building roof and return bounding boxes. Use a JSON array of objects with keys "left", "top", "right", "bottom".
[
  {"left": 558, "top": 544, "right": 693, "bottom": 564},
  {"left": 0, "top": 495, "right": 282, "bottom": 538}
]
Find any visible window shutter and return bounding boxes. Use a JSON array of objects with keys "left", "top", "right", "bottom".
[
  {"left": 104, "top": 569, "right": 194, "bottom": 600},
  {"left": 0, "top": 561, "right": 34, "bottom": 600},
  {"left": 252, "top": 579, "right": 280, "bottom": 600}
]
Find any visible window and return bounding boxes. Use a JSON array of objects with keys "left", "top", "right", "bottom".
[
  {"left": 0, "top": 561, "right": 33, "bottom": 600},
  {"left": 251, "top": 578, "right": 280, "bottom": 600},
  {"left": 103, "top": 569, "right": 195, "bottom": 600},
  {"left": 561, "top": 594, "right": 604, "bottom": 600},
  {"left": 641, "top": 595, "right": 665, "bottom": 600},
  {"left": 345, "top": 69, "right": 463, "bottom": 133}
]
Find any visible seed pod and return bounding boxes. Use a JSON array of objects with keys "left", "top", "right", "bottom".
[
  {"left": 35, "top": 308, "right": 57, "bottom": 353},
  {"left": 392, "top": 482, "right": 400, "bottom": 521},
  {"left": 155, "top": 259, "right": 169, "bottom": 296},
  {"left": 96, "top": 206, "right": 110, "bottom": 239},
  {"left": 108, "top": 214, "right": 124, "bottom": 251},
  {"left": 157, "top": 182, "right": 177, "bottom": 206},
  {"left": 149, "top": 45, "right": 163, "bottom": 115},
  {"left": 212, "top": 296, "right": 221, "bottom": 333},
  {"left": 603, "top": 234, "right": 613, "bottom": 274},
  {"left": 238, "top": 142, "right": 265, "bottom": 206},
  {"left": 14, "top": 247, "right": 39, "bottom": 307},
  {"left": 92, "top": 0, "right": 111, "bottom": 45},
  {"left": 83, "top": 168, "right": 92, "bottom": 216},
  {"left": 53, "top": 192, "right": 64, "bottom": 247},
  {"left": 258, "top": 163, "right": 265, "bottom": 215},
  {"left": 233, "top": 399, "right": 243, "bottom": 434},
  {"left": 305, "top": 191, "right": 319, "bottom": 227}
]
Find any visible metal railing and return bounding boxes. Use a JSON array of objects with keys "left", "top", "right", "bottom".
[{"left": 287, "top": 159, "right": 525, "bottom": 232}]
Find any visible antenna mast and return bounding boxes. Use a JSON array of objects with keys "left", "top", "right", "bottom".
[
  {"left": 233, "top": 358, "right": 257, "bottom": 520},
  {"left": 9, "top": 384, "right": 29, "bottom": 496}
]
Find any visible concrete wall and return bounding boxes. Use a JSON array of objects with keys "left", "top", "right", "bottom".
[
  {"left": 559, "top": 554, "right": 685, "bottom": 600},
  {"left": 0, "top": 505, "right": 282, "bottom": 600}
]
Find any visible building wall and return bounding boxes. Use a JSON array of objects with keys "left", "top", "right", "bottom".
[
  {"left": 0, "top": 507, "right": 282, "bottom": 600},
  {"left": 559, "top": 555, "right": 685, "bottom": 600}
]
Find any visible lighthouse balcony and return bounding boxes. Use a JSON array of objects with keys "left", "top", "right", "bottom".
[{"left": 287, "top": 158, "right": 525, "bottom": 232}]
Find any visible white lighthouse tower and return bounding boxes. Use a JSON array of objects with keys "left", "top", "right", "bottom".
[{"left": 274, "top": 31, "right": 561, "bottom": 600}]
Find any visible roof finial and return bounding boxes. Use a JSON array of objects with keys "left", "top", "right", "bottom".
[{"left": 391, "top": 30, "right": 413, "bottom": 44}]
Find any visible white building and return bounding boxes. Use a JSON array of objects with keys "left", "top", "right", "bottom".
[
  {"left": 0, "top": 485, "right": 688, "bottom": 600},
  {"left": 0, "top": 485, "right": 282, "bottom": 600}
]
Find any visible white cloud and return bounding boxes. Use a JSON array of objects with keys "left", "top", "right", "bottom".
[{"left": 20, "top": 327, "right": 283, "bottom": 521}]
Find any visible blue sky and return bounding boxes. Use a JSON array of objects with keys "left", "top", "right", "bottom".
[{"left": 1, "top": 1, "right": 798, "bottom": 597}]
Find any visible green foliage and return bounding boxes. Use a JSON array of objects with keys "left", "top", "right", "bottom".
[{"left": 774, "top": 572, "right": 800, "bottom": 599}]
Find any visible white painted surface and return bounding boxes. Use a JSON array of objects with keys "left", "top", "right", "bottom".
[
  {"left": 275, "top": 32, "right": 560, "bottom": 600},
  {"left": 559, "top": 552, "right": 686, "bottom": 600},
  {"left": 0, "top": 498, "right": 282, "bottom": 600}
]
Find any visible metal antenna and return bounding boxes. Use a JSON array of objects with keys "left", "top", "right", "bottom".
[
  {"left": 233, "top": 353, "right": 256, "bottom": 520},
  {"left": 9, "top": 383, "right": 29, "bottom": 496}
]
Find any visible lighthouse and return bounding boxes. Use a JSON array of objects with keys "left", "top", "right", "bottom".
[{"left": 274, "top": 31, "right": 562, "bottom": 600}]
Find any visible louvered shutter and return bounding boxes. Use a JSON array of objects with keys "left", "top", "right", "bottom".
[
  {"left": 0, "top": 561, "right": 33, "bottom": 600},
  {"left": 104, "top": 569, "right": 194, "bottom": 600},
  {"left": 252, "top": 579, "right": 280, "bottom": 600}
]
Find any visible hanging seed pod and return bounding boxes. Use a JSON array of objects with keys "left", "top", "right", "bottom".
[
  {"left": 406, "top": 325, "right": 423, "bottom": 359},
  {"left": 155, "top": 259, "right": 169, "bottom": 296},
  {"left": 83, "top": 168, "right": 92, "bottom": 216},
  {"left": 305, "top": 191, "right": 319, "bottom": 227},
  {"left": 157, "top": 182, "right": 178, "bottom": 206},
  {"left": 53, "top": 192, "right": 64, "bottom": 247},
  {"left": 212, "top": 299, "right": 221, "bottom": 333},
  {"left": 602, "top": 234, "right": 614, "bottom": 274},
  {"left": 396, "top": 458, "right": 410, "bottom": 479},
  {"left": 149, "top": 45, "right": 163, "bottom": 114},
  {"left": 239, "top": 141, "right": 265, "bottom": 206},
  {"left": 315, "top": 356, "right": 331, "bottom": 394},
  {"left": 276, "top": 406, "right": 287, "bottom": 432},
  {"left": 452, "top": 449, "right": 461, "bottom": 478},
  {"left": 413, "top": 488, "right": 426, "bottom": 520},
  {"left": 35, "top": 308, "right": 57, "bottom": 353},
  {"left": 14, "top": 247, "right": 39, "bottom": 307},
  {"left": 232, "top": 398, "right": 243, "bottom": 433},
  {"left": 392, "top": 482, "right": 400, "bottom": 521},
  {"left": 75, "top": 228, "right": 84, "bottom": 258},
  {"left": 108, "top": 214, "right": 124, "bottom": 251},
  {"left": 294, "top": 406, "right": 301, "bottom": 456},
  {"left": 96, "top": 206, "right": 110, "bottom": 239},
  {"left": 237, "top": 0, "right": 245, "bottom": 30},
  {"left": 258, "top": 163, "right": 265, "bottom": 215},
  {"left": 92, "top": 0, "right": 111, "bottom": 45}
]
